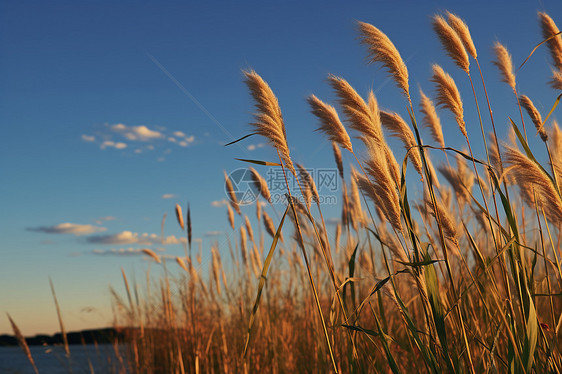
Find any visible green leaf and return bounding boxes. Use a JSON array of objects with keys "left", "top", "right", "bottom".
[
  {"left": 235, "top": 158, "right": 282, "bottom": 167},
  {"left": 224, "top": 132, "right": 257, "bottom": 146},
  {"left": 542, "top": 93, "right": 562, "bottom": 126},
  {"left": 522, "top": 289, "right": 538, "bottom": 373},
  {"left": 243, "top": 204, "right": 290, "bottom": 357}
]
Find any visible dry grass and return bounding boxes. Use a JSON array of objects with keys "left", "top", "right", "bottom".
[{"left": 12, "top": 9, "right": 562, "bottom": 374}]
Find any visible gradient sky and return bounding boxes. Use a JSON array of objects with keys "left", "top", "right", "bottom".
[{"left": 1, "top": 0, "right": 561, "bottom": 335}]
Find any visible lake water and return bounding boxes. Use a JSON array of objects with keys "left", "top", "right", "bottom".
[{"left": 0, "top": 344, "right": 128, "bottom": 374}]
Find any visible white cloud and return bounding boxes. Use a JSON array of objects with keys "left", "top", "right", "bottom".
[
  {"left": 247, "top": 143, "right": 265, "bottom": 151},
  {"left": 92, "top": 247, "right": 147, "bottom": 256},
  {"left": 161, "top": 194, "right": 176, "bottom": 199},
  {"left": 100, "top": 141, "right": 127, "bottom": 150},
  {"left": 87, "top": 231, "right": 186, "bottom": 246},
  {"left": 111, "top": 123, "right": 163, "bottom": 141},
  {"left": 87, "top": 231, "right": 150, "bottom": 245},
  {"left": 84, "top": 123, "right": 195, "bottom": 158},
  {"left": 211, "top": 199, "right": 228, "bottom": 207},
  {"left": 205, "top": 231, "right": 223, "bottom": 237},
  {"left": 94, "top": 216, "right": 116, "bottom": 225},
  {"left": 28, "top": 223, "right": 107, "bottom": 236}
]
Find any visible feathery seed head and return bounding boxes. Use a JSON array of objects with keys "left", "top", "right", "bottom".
[
  {"left": 249, "top": 167, "right": 271, "bottom": 202},
  {"left": 175, "top": 203, "right": 184, "bottom": 230},
  {"left": 519, "top": 95, "right": 548, "bottom": 141},
  {"left": 329, "top": 75, "right": 383, "bottom": 142},
  {"left": 419, "top": 88, "right": 445, "bottom": 148},
  {"left": 446, "top": 11, "right": 477, "bottom": 59},
  {"left": 243, "top": 70, "right": 295, "bottom": 174},
  {"left": 358, "top": 21, "right": 410, "bottom": 99},
  {"left": 308, "top": 94, "right": 353, "bottom": 151},
  {"left": 432, "top": 15, "right": 470, "bottom": 73},
  {"left": 492, "top": 42, "right": 516, "bottom": 90},
  {"left": 332, "top": 142, "right": 344, "bottom": 179},
  {"left": 380, "top": 110, "right": 423, "bottom": 177},
  {"left": 431, "top": 64, "right": 467, "bottom": 137},
  {"left": 538, "top": 12, "right": 562, "bottom": 70}
]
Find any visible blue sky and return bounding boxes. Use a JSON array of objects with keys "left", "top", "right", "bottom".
[{"left": 1, "top": 0, "right": 561, "bottom": 335}]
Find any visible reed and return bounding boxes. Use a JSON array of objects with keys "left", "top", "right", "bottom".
[{"left": 13, "top": 9, "right": 562, "bottom": 374}]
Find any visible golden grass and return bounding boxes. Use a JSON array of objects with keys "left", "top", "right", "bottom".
[{"left": 12, "top": 9, "right": 562, "bottom": 374}]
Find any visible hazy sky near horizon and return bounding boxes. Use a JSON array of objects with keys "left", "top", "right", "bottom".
[{"left": 1, "top": 0, "right": 561, "bottom": 335}]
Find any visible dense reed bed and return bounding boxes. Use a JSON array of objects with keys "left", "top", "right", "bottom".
[{"left": 13, "top": 10, "right": 562, "bottom": 374}]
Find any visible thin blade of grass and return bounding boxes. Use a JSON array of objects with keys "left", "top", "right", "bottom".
[
  {"left": 224, "top": 132, "right": 257, "bottom": 146},
  {"left": 235, "top": 158, "right": 282, "bottom": 167},
  {"left": 243, "top": 204, "right": 290, "bottom": 357},
  {"left": 7, "top": 313, "right": 38, "bottom": 374}
]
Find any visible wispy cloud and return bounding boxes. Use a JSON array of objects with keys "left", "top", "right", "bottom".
[
  {"left": 162, "top": 194, "right": 176, "bottom": 199},
  {"left": 82, "top": 123, "right": 195, "bottom": 157},
  {"left": 211, "top": 199, "right": 228, "bottom": 207},
  {"left": 100, "top": 140, "right": 127, "bottom": 150},
  {"left": 94, "top": 216, "right": 116, "bottom": 225},
  {"left": 92, "top": 247, "right": 164, "bottom": 256},
  {"left": 86, "top": 231, "right": 186, "bottom": 246},
  {"left": 247, "top": 143, "right": 265, "bottom": 151},
  {"left": 205, "top": 231, "right": 223, "bottom": 237},
  {"left": 111, "top": 123, "right": 163, "bottom": 141},
  {"left": 28, "top": 223, "right": 107, "bottom": 236}
]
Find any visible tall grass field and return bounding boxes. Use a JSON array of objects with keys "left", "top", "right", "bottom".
[{"left": 9, "top": 9, "right": 562, "bottom": 374}]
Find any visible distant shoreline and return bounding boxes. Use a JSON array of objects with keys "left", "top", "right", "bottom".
[{"left": 0, "top": 327, "right": 129, "bottom": 346}]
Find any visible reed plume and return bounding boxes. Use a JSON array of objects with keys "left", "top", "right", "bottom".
[
  {"left": 363, "top": 143, "right": 402, "bottom": 231},
  {"left": 211, "top": 247, "right": 222, "bottom": 295},
  {"left": 505, "top": 145, "right": 562, "bottom": 223},
  {"left": 492, "top": 42, "right": 516, "bottom": 91},
  {"left": 538, "top": 12, "right": 562, "bottom": 70},
  {"left": 358, "top": 21, "right": 410, "bottom": 99},
  {"left": 142, "top": 248, "right": 161, "bottom": 264},
  {"left": 432, "top": 15, "right": 470, "bottom": 73},
  {"left": 175, "top": 203, "right": 184, "bottom": 230},
  {"left": 329, "top": 75, "right": 383, "bottom": 142},
  {"left": 176, "top": 256, "right": 189, "bottom": 272},
  {"left": 227, "top": 203, "right": 235, "bottom": 230},
  {"left": 262, "top": 210, "right": 284, "bottom": 242},
  {"left": 249, "top": 167, "right": 271, "bottom": 202},
  {"left": 380, "top": 110, "right": 423, "bottom": 176},
  {"left": 551, "top": 70, "right": 562, "bottom": 90},
  {"left": 419, "top": 88, "right": 445, "bottom": 148},
  {"left": 240, "top": 226, "right": 248, "bottom": 266},
  {"left": 332, "top": 142, "right": 344, "bottom": 179},
  {"left": 244, "top": 215, "right": 255, "bottom": 243},
  {"left": 224, "top": 171, "right": 241, "bottom": 215},
  {"left": 519, "top": 95, "right": 548, "bottom": 141},
  {"left": 7, "top": 314, "right": 38, "bottom": 374},
  {"left": 550, "top": 120, "right": 562, "bottom": 183},
  {"left": 446, "top": 11, "right": 477, "bottom": 59},
  {"left": 431, "top": 64, "right": 467, "bottom": 137},
  {"left": 424, "top": 196, "right": 459, "bottom": 245},
  {"left": 308, "top": 94, "right": 353, "bottom": 151},
  {"left": 243, "top": 70, "right": 295, "bottom": 174},
  {"left": 297, "top": 164, "right": 319, "bottom": 206}
]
